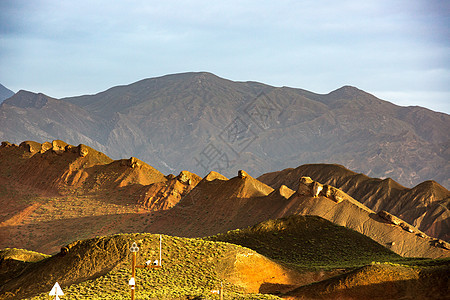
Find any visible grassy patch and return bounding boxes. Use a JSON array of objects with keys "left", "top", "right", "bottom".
[
  {"left": 11, "top": 234, "right": 282, "bottom": 299},
  {"left": 206, "top": 215, "right": 402, "bottom": 270},
  {"left": 0, "top": 248, "right": 50, "bottom": 262}
]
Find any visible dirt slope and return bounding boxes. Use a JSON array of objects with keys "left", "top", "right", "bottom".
[
  {"left": 0, "top": 140, "right": 167, "bottom": 193},
  {"left": 148, "top": 171, "right": 449, "bottom": 259},
  {"left": 0, "top": 140, "right": 200, "bottom": 205},
  {"left": 1, "top": 141, "right": 447, "bottom": 259},
  {"left": 282, "top": 180, "right": 448, "bottom": 258},
  {"left": 258, "top": 164, "right": 450, "bottom": 241},
  {"left": 147, "top": 170, "right": 292, "bottom": 238},
  {"left": 0, "top": 141, "right": 201, "bottom": 253}
]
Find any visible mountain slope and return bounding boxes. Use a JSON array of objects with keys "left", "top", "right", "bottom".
[
  {"left": 207, "top": 214, "right": 401, "bottom": 268},
  {"left": 258, "top": 164, "right": 450, "bottom": 241},
  {"left": 2, "top": 226, "right": 448, "bottom": 299},
  {"left": 0, "top": 140, "right": 200, "bottom": 253},
  {"left": 0, "top": 84, "right": 14, "bottom": 104},
  {"left": 1, "top": 140, "right": 447, "bottom": 258},
  {"left": 283, "top": 261, "right": 450, "bottom": 300},
  {"left": 0, "top": 72, "right": 447, "bottom": 188},
  {"left": 146, "top": 170, "right": 449, "bottom": 259},
  {"left": 0, "top": 91, "right": 109, "bottom": 152}
]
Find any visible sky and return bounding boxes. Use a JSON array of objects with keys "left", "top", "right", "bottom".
[{"left": 0, "top": 0, "right": 449, "bottom": 113}]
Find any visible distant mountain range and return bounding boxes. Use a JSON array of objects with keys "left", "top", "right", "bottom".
[{"left": 0, "top": 72, "right": 448, "bottom": 188}]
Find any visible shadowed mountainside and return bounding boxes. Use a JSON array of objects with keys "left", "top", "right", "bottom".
[
  {"left": 206, "top": 214, "right": 402, "bottom": 267},
  {"left": 283, "top": 261, "right": 449, "bottom": 300},
  {"left": 0, "top": 84, "right": 14, "bottom": 104},
  {"left": 258, "top": 164, "right": 450, "bottom": 241},
  {"left": 0, "top": 72, "right": 448, "bottom": 188},
  {"left": 0, "top": 141, "right": 200, "bottom": 253}
]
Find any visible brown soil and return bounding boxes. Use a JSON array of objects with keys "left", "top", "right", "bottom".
[
  {"left": 258, "top": 164, "right": 450, "bottom": 241},
  {"left": 1, "top": 140, "right": 448, "bottom": 260},
  {"left": 0, "top": 141, "right": 200, "bottom": 254}
]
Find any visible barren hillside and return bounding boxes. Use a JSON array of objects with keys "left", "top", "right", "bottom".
[{"left": 258, "top": 164, "right": 450, "bottom": 241}]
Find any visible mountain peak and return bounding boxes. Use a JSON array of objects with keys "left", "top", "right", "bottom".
[
  {"left": 3, "top": 90, "right": 53, "bottom": 109},
  {"left": 327, "top": 85, "right": 373, "bottom": 100}
]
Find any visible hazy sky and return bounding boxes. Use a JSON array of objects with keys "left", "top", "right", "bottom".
[{"left": 1, "top": 0, "right": 449, "bottom": 113}]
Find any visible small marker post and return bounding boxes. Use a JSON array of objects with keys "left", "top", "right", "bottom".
[
  {"left": 49, "top": 282, "right": 64, "bottom": 300},
  {"left": 210, "top": 282, "right": 223, "bottom": 300}
]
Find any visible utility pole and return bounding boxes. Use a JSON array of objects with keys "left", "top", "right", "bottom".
[
  {"left": 159, "top": 235, "right": 162, "bottom": 267},
  {"left": 129, "top": 236, "right": 163, "bottom": 300},
  {"left": 129, "top": 243, "right": 139, "bottom": 300}
]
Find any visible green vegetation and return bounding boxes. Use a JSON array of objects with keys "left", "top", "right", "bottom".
[
  {"left": 206, "top": 215, "right": 402, "bottom": 270},
  {"left": 0, "top": 248, "right": 50, "bottom": 262},
  {"left": 371, "top": 257, "right": 450, "bottom": 267},
  {"left": 16, "top": 234, "right": 282, "bottom": 299},
  {"left": 2, "top": 216, "right": 448, "bottom": 299}
]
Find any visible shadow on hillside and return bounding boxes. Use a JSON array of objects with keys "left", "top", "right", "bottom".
[
  {"left": 0, "top": 212, "right": 156, "bottom": 254},
  {"left": 259, "top": 282, "right": 300, "bottom": 295},
  {"left": 283, "top": 275, "right": 449, "bottom": 300},
  {"left": 368, "top": 212, "right": 394, "bottom": 226}
]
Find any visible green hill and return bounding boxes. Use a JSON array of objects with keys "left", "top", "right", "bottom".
[
  {"left": 1, "top": 216, "right": 448, "bottom": 299},
  {"left": 206, "top": 215, "right": 401, "bottom": 269},
  {"left": 1, "top": 233, "right": 290, "bottom": 299}
]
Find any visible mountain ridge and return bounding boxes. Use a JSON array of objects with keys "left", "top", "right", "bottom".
[
  {"left": 0, "top": 72, "right": 448, "bottom": 188},
  {"left": 0, "top": 140, "right": 448, "bottom": 259},
  {"left": 258, "top": 164, "right": 450, "bottom": 241}
]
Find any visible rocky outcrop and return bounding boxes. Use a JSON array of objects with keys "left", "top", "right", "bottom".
[
  {"left": 312, "top": 181, "right": 323, "bottom": 197},
  {"left": 0, "top": 141, "right": 14, "bottom": 147},
  {"left": 19, "top": 141, "right": 41, "bottom": 153},
  {"left": 203, "top": 171, "right": 228, "bottom": 182},
  {"left": 177, "top": 171, "right": 192, "bottom": 184},
  {"left": 259, "top": 164, "right": 450, "bottom": 241},
  {"left": 238, "top": 170, "right": 248, "bottom": 179},
  {"left": 297, "top": 177, "right": 345, "bottom": 203},
  {"left": 40, "top": 142, "right": 52, "bottom": 153},
  {"left": 297, "top": 176, "right": 314, "bottom": 196},
  {"left": 78, "top": 144, "right": 89, "bottom": 157},
  {"left": 378, "top": 210, "right": 401, "bottom": 225},
  {"left": 431, "top": 239, "right": 450, "bottom": 250}
]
